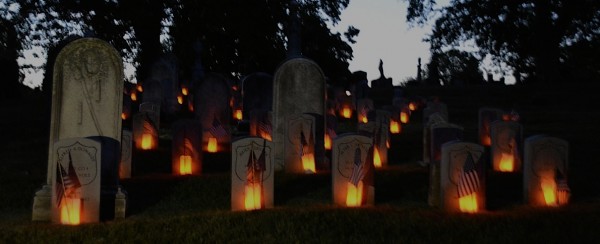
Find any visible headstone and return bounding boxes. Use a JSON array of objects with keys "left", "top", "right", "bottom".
[
  {"left": 195, "top": 73, "right": 232, "bottom": 152},
  {"left": 490, "top": 121, "right": 523, "bottom": 172},
  {"left": 428, "top": 122, "right": 464, "bottom": 207},
  {"left": 478, "top": 107, "right": 503, "bottom": 146},
  {"left": 284, "top": 113, "right": 318, "bottom": 173},
  {"left": 150, "top": 54, "right": 179, "bottom": 115},
  {"left": 356, "top": 98, "right": 374, "bottom": 124},
  {"left": 132, "top": 112, "right": 159, "bottom": 150},
  {"left": 138, "top": 102, "right": 160, "bottom": 129},
  {"left": 242, "top": 72, "right": 273, "bottom": 119},
  {"left": 422, "top": 113, "right": 447, "bottom": 165},
  {"left": 440, "top": 142, "right": 485, "bottom": 213},
  {"left": 231, "top": 137, "right": 274, "bottom": 211},
  {"left": 332, "top": 134, "right": 375, "bottom": 207},
  {"left": 369, "top": 77, "right": 394, "bottom": 108},
  {"left": 33, "top": 38, "right": 124, "bottom": 222},
  {"left": 122, "top": 88, "right": 132, "bottom": 123},
  {"left": 272, "top": 58, "right": 326, "bottom": 170},
  {"left": 523, "top": 136, "right": 569, "bottom": 206},
  {"left": 423, "top": 101, "right": 448, "bottom": 124},
  {"left": 119, "top": 130, "right": 132, "bottom": 179},
  {"left": 171, "top": 120, "right": 203, "bottom": 175},
  {"left": 249, "top": 110, "right": 273, "bottom": 141},
  {"left": 374, "top": 110, "right": 391, "bottom": 168},
  {"left": 141, "top": 79, "right": 163, "bottom": 106}
]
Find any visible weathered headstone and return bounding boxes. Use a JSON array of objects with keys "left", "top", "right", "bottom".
[
  {"left": 440, "top": 142, "right": 485, "bottom": 213},
  {"left": 332, "top": 134, "right": 375, "bottom": 207},
  {"left": 523, "top": 136, "right": 569, "bottom": 206},
  {"left": 171, "top": 120, "right": 203, "bottom": 175},
  {"left": 150, "top": 54, "right": 179, "bottom": 115},
  {"left": 119, "top": 129, "right": 132, "bottom": 179},
  {"left": 478, "top": 107, "right": 503, "bottom": 146},
  {"left": 490, "top": 121, "right": 523, "bottom": 172},
  {"left": 141, "top": 79, "right": 163, "bottom": 106},
  {"left": 195, "top": 73, "right": 232, "bottom": 152},
  {"left": 428, "top": 122, "right": 464, "bottom": 207},
  {"left": 272, "top": 58, "right": 326, "bottom": 170},
  {"left": 132, "top": 112, "right": 159, "bottom": 150},
  {"left": 423, "top": 101, "right": 448, "bottom": 124},
  {"left": 231, "top": 137, "right": 274, "bottom": 211},
  {"left": 33, "top": 38, "right": 124, "bottom": 222}
]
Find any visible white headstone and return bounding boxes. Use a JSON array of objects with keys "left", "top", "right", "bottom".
[
  {"left": 231, "top": 137, "right": 274, "bottom": 211},
  {"left": 523, "top": 136, "right": 569, "bottom": 206},
  {"left": 332, "top": 134, "right": 374, "bottom": 207},
  {"left": 440, "top": 142, "right": 485, "bottom": 213}
]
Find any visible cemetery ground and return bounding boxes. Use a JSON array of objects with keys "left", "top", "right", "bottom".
[{"left": 2, "top": 83, "right": 600, "bottom": 242}]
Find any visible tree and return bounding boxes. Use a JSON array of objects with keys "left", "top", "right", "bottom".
[
  {"left": 407, "top": 0, "right": 600, "bottom": 84},
  {"left": 427, "top": 49, "right": 484, "bottom": 86}
]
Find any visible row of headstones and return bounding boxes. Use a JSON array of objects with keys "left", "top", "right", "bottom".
[{"left": 422, "top": 103, "right": 570, "bottom": 212}]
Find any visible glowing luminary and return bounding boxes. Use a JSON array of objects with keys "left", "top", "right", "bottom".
[
  {"left": 141, "top": 133, "right": 153, "bottom": 150},
  {"left": 324, "top": 133, "right": 332, "bottom": 150},
  {"left": 259, "top": 131, "right": 272, "bottom": 141},
  {"left": 181, "top": 87, "right": 189, "bottom": 96},
  {"left": 345, "top": 181, "right": 364, "bottom": 207},
  {"left": 234, "top": 109, "right": 243, "bottom": 121},
  {"left": 341, "top": 107, "right": 352, "bottom": 119},
  {"left": 400, "top": 111, "right": 409, "bottom": 124},
  {"left": 481, "top": 135, "right": 492, "bottom": 147},
  {"left": 409, "top": 102, "right": 416, "bottom": 111},
  {"left": 121, "top": 112, "right": 127, "bottom": 120},
  {"left": 207, "top": 137, "right": 218, "bottom": 153},
  {"left": 302, "top": 153, "right": 316, "bottom": 173},
  {"left": 187, "top": 102, "right": 194, "bottom": 112},
  {"left": 359, "top": 115, "right": 368, "bottom": 124},
  {"left": 177, "top": 95, "right": 184, "bottom": 105},
  {"left": 390, "top": 120, "right": 401, "bottom": 134},
  {"left": 373, "top": 147, "right": 382, "bottom": 168},
  {"left": 130, "top": 92, "right": 137, "bottom": 102},
  {"left": 136, "top": 84, "right": 143, "bottom": 92},
  {"left": 541, "top": 179, "right": 557, "bottom": 206},
  {"left": 60, "top": 198, "right": 81, "bottom": 225},
  {"left": 244, "top": 183, "right": 262, "bottom": 210},
  {"left": 386, "top": 138, "right": 390, "bottom": 149},
  {"left": 498, "top": 152, "right": 515, "bottom": 172},
  {"left": 179, "top": 155, "right": 192, "bottom": 175},
  {"left": 458, "top": 193, "right": 478, "bottom": 213}
]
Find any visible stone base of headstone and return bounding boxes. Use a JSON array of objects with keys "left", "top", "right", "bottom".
[{"left": 32, "top": 185, "right": 52, "bottom": 221}]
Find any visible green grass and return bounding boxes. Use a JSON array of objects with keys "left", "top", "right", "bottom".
[{"left": 2, "top": 83, "right": 600, "bottom": 242}]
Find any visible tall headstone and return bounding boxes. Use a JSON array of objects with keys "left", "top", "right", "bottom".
[
  {"left": 150, "top": 54, "right": 179, "bottom": 115},
  {"left": 422, "top": 113, "right": 447, "bottom": 165},
  {"left": 273, "top": 58, "right": 326, "bottom": 171},
  {"left": 332, "top": 134, "right": 375, "bottom": 207},
  {"left": 33, "top": 38, "right": 124, "bottom": 222},
  {"left": 523, "top": 136, "right": 569, "bottom": 206},
  {"left": 428, "top": 122, "right": 464, "bottom": 207},
  {"left": 440, "top": 142, "right": 485, "bottom": 213},
  {"left": 478, "top": 107, "right": 503, "bottom": 146},
  {"left": 231, "top": 137, "right": 274, "bottom": 211},
  {"left": 490, "top": 121, "right": 523, "bottom": 172},
  {"left": 195, "top": 73, "right": 232, "bottom": 151},
  {"left": 171, "top": 120, "right": 203, "bottom": 175}
]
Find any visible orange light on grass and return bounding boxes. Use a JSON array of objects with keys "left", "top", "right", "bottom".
[
  {"left": 498, "top": 152, "right": 514, "bottom": 172},
  {"left": 302, "top": 153, "right": 316, "bottom": 173},
  {"left": 373, "top": 147, "right": 382, "bottom": 168},
  {"left": 207, "top": 137, "right": 218, "bottom": 153},
  {"left": 60, "top": 198, "right": 81, "bottom": 225},
  {"left": 244, "top": 183, "right": 262, "bottom": 210},
  {"left": 345, "top": 181, "right": 364, "bottom": 207},
  {"left": 459, "top": 193, "right": 478, "bottom": 213},
  {"left": 179, "top": 155, "right": 192, "bottom": 175}
]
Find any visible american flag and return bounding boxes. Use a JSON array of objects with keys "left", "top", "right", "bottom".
[
  {"left": 258, "top": 118, "right": 272, "bottom": 136},
  {"left": 349, "top": 147, "right": 365, "bottom": 186},
  {"left": 55, "top": 152, "right": 82, "bottom": 206},
  {"left": 209, "top": 116, "right": 228, "bottom": 139},
  {"left": 556, "top": 169, "right": 570, "bottom": 200},
  {"left": 327, "top": 128, "right": 337, "bottom": 139},
  {"left": 457, "top": 153, "right": 480, "bottom": 198},
  {"left": 300, "top": 130, "right": 308, "bottom": 156}
]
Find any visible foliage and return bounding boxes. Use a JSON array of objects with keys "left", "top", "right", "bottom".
[
  {"left": 1, "top": 0, "right": 358, "bottom": 88},
  {"left": 407, "top": 0, "right": 600, "bottom": 84}
]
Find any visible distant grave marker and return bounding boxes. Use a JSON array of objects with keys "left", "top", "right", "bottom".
[
  {"left": 171, "top": 120, "right": 203, "bottom": 175},
  {"left": 478, "top": 107, "right": 503, "bottom": 146},
  {"left": 490, "top": 121, "right": 523, "bottom": 172}
]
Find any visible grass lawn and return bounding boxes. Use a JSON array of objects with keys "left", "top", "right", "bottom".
[{"left": 1, "top": 83, "right": 600, "bottom": 242}]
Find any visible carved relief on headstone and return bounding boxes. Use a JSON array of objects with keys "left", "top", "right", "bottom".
[
  {"left": 523, "top": 136, "right": 569, "bottom": 207},
  {"left": 440, "top": 142, "right": 485, "bottom": 213},
  {"left": 272, "top": 58, "right": 326, "bottom": 170},
  {"left": 231, "top": 137, "right": 274, "bottom": 211},
  {"left": 332, "top": 134, "right": 375, "bottom": 207}
]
